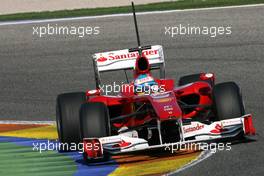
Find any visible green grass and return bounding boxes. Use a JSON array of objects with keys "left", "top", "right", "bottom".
[
  {"left": 0, "top": 0, "right": 264, "bottom": 21},
  {"left": 0, "top": 142, "right": 77, "bottom": 176}
]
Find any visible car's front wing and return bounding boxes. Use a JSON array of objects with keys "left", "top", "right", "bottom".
[{"left": 83, "top": 114, "right": 255, "bottom": 159}]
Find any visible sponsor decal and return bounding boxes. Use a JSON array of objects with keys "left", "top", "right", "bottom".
[
  {"left": 183, "top": 123, "right": 204, "bottom": 133},
  {"left": 97, "top": 56, "right": 108, "bottom": 62},
  {"left": 210, "top": 123, "right": 227, "bottom": 134},
  {"left": 134, "top": 75, "right": 154, "bottom": 85},
  {"left": 154, "top": 97, "right": 174, "bottom": 103},
  {"left": 222, "top": 119, "right": 241, "bottom": 126},
  {"left": 96, "top": 49, "right": 158, "bottom": 63},
  {"left": 164, "top": 105, "right": 174, "bottom": 114},
  {"left": 112, "top": 140, "right": 131, "bottom": 148},
  {"left": 100, "top": 136, "right": 121, "bottom": 144},
  {"left": 151, "top": 92, "right": 170, "bottom": 99}
]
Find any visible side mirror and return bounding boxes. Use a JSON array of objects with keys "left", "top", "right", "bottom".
[{"left": 86, "top": 89, "right": 101, "bottom": 96}]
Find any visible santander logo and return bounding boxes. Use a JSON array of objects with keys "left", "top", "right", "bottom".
[
  {"left": 97, "top": 56, "right": 108, "bottom": 62},
  {"left": 183, "top": 124, "right": 204, "bottom": 133},
  {"left": 96, "top": 49, "right": 158, "bottom": 63},
  {"left": 210, "top": 123, "right": 226, "bottom": 134}
]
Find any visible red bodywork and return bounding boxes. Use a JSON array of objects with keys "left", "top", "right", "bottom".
[
  {"left": 86, "top": 55, "right": 214, "bottom": 130},
  {"left": 80, "top": 50, "right": 255, "bottom": 162}
]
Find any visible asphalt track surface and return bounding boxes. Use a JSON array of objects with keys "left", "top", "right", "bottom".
[{"left": 0, "top": 5, "right": 263, "bottom": 176}]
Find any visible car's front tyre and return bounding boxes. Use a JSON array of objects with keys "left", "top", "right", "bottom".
[
  {"left": 56, "top": 92, "right": 86, "bottom": 150},
  {"left": 80, "top": 102, "right": 111, "bottom": 162},
  {"left": 212, "top": 82, "right": 245, "bottom": 121}
]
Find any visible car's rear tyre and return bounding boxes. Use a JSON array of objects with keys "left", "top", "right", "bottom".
[
  {"left": 80, "top": 102, "right": 110, "bottom": 162},
  {"left": 212, "top": 82, "right": 245, "bottom": 121},
  {"left": 56, "top": 92, "right": 86, "bottom": 150},
  {"left": 178, "top": 73, "right": 214, "bottom": 86}
]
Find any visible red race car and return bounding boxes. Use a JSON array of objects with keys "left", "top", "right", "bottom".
[{"left": 56, "top": 2, "right": 255, "bottom": 162}]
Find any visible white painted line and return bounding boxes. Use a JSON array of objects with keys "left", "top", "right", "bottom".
[
  {"left": 0, "top": 3, "right": 263, "bottom": 26},
  {"left": 0, "top": 120, "right": 55, "bottom": 125},
  {"left": 169, "top": 150, "right": 214, "bottom": 175}
]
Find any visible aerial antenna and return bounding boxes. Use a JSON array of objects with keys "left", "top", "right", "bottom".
[
  {"left": 129, "top": 2, "right": 151, "bottom": 55},
  {"left": 132, "top": 2, "right": 141, "bottom": 48}
]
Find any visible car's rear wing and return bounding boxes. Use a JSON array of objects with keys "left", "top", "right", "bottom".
[
  {"left": 92, "top": 45, "right": 165, "bottom": 88},
  {"left": 93, "top": 45, "right": 164, "bottom": 72}
]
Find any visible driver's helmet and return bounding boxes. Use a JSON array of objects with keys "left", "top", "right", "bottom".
[{"left": 134, "top": 73, "right": 158, "bottom": 95}]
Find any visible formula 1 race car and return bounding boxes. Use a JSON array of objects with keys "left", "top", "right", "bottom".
[{"left": 56, "top": 2, "right": 255, "bottom": 162}]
